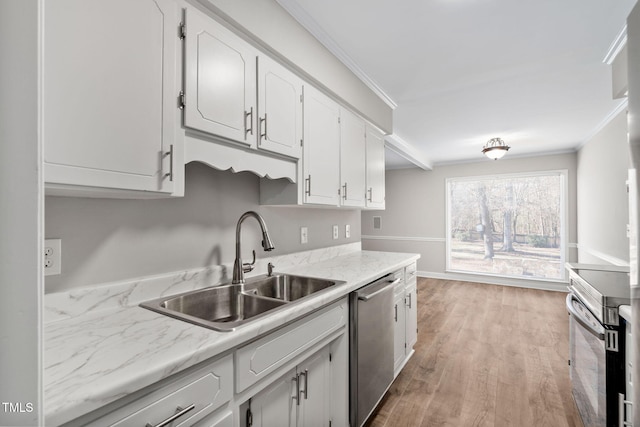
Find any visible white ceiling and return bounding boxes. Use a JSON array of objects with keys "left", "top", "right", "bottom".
[{"left": 277, "top": 0, "right": 636, "bottom": 168}]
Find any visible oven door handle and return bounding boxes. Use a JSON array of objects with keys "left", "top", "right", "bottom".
[{"left": 566, "top": 293, "right": 605, "bottom": 340}]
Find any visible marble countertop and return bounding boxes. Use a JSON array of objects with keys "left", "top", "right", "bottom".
[
  {"left": 44, "top": 249, "right": 419, "bottom": 426},
  {"left": 620, "top": 304, "right": 631, "bottom": 322}
]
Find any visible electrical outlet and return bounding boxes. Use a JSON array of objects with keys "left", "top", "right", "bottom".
[
  {"left": 44, "top": 239, "right": 61, "bottom": 276},
  {"left": 332, "top": 225, "right": 339, "bottom": 240},
  {"left": 345, "top": 224, "right": 351, "bottom": 238},
  {"left": 300, "top": 227, "right": 308, "bottom": 244}
]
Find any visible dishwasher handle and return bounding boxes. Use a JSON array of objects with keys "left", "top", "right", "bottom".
[{"left": 358, "top": 277, "right": 401, "bottom": 301}]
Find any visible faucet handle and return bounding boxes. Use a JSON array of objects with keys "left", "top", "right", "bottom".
[
  {"left": 268, "top": 262, "right": 275, "bottom": 277},
  {"left": 243, "top": 250, "right": 256, "bottom": 273}
]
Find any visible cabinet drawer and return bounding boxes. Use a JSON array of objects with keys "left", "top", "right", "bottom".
[
  {"left": 236, "top": 298, "right": 347, "bottom": 392},
  {"left": 405, "top": 263, "right": 417, "bottom": 284},
  {"left": 97, "top": 355, "right": 233, "bottom": 427},
  {"left": 392, "top": 270, "right": 405, "bottom": 297}
]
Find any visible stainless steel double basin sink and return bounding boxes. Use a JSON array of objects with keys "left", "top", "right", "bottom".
[{"left": 140, "top": 274, "right": 344, "bottom": 332}]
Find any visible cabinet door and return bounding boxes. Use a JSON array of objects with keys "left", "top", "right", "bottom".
[
  {"left": 250, "top": 369, "right": 297, "bottom": 427},
  {"left": 365, "top": 126, "right": 386, "bottom": 209},
  {"left": 43, "top": 0, "right": 178, "bottom": 193},
  {"left": 302, "top": 86, "right": 340, "bottom": 206},
  {"left": 339, "top": 109, "right": 366, "bottom": 207},
  {"left": 184, "top": 8, "right": 257, "bottom": 147},
  {"left": 405, "top": 283, "right": 418, "bottom": 353},
  {"left": 257, "top": 55, "right": 303, "bottom": 159},
  {"left": 297, "top": 346, "right": 332, "bottom": 427},
  {"left": 192, "top": 410, "right": 233, "bottom": 427},
  {"left": 393, "top": 292, "right": 407, "bottom": 372}
]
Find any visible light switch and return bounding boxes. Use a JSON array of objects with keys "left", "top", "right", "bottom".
[{"left": 332, "top": 225, "right": 339, "bottom": 240}]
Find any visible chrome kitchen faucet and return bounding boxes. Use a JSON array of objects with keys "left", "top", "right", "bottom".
[{"left": 232, "top": 211, "right": 275, "bottom": 284}]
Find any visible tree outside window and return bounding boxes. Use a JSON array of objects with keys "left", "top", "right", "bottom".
[{"left": 446, "top": 171, "right": 566, "bottom": 281}]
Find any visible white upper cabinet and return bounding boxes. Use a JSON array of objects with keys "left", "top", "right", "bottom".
[
  {"left": 43, "top": 0, "right": 179, "bottom": 195},
  {"left": 365, "top": 125, "right": 386, "bottom": 209},
  {"left": 184, "top": 8, "right": 257, "bottom": 147},
  {"left": 339, "top": 108, "right": 367, "bottom": 207},
  {"left": 302, "top": 86, "right": 341, "bottom": 206},
  {"left": 257, "top": 55, "right": 303, "bottom": 159}
]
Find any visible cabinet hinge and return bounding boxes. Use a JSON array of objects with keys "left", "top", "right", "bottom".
[
  {"left": 300, "top": 139, "right": 303, "bottom": 147},
  {"left": 329, "top": 352, "right": 332, "bottom": 362},
  {"left": 300, "top": 93, "right": 304, "bottom": 103},
  {"left": 179, "top": 22, "right": 186, "bottom": 40},
  {"left": 246, "top": 399, "right": 253, "bottom": 427},
  {"left": 338, "top": 117, "right": 341, "bottom": 124},
  {"left": 329, "top": 421, "right": 332, "bottom": 427},
  {"left": 178, "top": 90, "right": 185, "bottom": 110}
]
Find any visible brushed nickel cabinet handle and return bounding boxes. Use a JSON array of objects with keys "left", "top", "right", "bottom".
[
  {"left": 342, "top": 183, "right": 347, "bottom": 200},
  {"left": 163, "top": 145, "right": 174, "bottom": 182},
  {"left": 259, "top": 113, "right": 267, "bottom": 141},
  {"left": 293, "top": 374, "right": 301, "bottom": 405},
  {"left": 145, "top": 404, "right": 195, "bottom": 427},
  {"left": 305, "top": 175, "right": 311, "bottom": 196},
  {"left": 245, "top": 107, "right": 254, "bottom": 137},
  {"left": 300, "top": 369, "right": 308, "bottom": 399},
  {"left": 368, "top": 187, "right": 373, "bottom": 202}
]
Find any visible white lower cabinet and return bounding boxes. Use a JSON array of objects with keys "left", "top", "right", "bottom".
[
  {"left": 249, "top": 368, "right": 297, "bottom": 427},
  {"left": 393, "top": 262, "right": 419, "bottom": 376},
  {"left": 192, "top": 409, "right": 235, "bottom": 427},
  {"left": 393, "top": 285, "right": 407, "bottom": 372},
  {"left": 249, "top": 345, "right": 331, "bottom": 427},
  {"left": 71, "top": 354, "right": 234, "bottom": 427},
  {"left": 67, "top": 298, "right": 351, "bottom": 427}
]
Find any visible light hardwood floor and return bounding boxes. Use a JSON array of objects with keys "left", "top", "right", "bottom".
[{"left": 364, "top": 277, "right": 583, "bottom": 427}]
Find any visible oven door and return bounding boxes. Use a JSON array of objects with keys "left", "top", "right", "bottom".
[{"left": 566, "top": 293, "right": 624, "bottom": 427}]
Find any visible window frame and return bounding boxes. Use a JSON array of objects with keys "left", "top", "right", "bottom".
[{"left": 445, "top": 169, "right": 569, "bottom": 283}]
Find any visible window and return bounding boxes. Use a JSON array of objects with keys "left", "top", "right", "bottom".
[{"left": 446, "top": 171, "right": 567, "bottom": 281}]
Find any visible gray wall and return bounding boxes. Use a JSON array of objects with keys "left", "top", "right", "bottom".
[
  {"left": 362, "top": 153, "right": 578, "bottom": 288},
  {"left": 45, "top": 163, "right": 361, "bottom": 293},
  {"left": 196, "top": 0, "right": 392, "bottom": 132},
  {"left": 0, "top": 0, "right": 42, "bottom": 424},
  {"left": 576, "top": 110, "right": 630, "bottom": 265}
]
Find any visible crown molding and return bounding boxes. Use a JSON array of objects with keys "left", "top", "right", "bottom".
[
  {"left": 577, "top": 98, "right": 628, "bottom": 150},
  {"left": 603, "top": 25, "right": 627, "bottom": 65},
  {"left": 275, "top": 0, "right": 398, "bottom": 110},
  {"left": 384, "top": 134, "right": 433, "bottom": 170}
]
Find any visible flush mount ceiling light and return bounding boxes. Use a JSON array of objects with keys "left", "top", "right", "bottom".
[{"left": 482, "top": 137, "right": 510, "bottom": 160}]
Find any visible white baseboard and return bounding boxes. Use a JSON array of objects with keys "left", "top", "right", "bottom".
[{"left": 417, "top": 270, "right": 568, "bottom": 292}]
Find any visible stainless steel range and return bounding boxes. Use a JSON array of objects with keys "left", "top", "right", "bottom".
[{"left": 566, "top": 263, "right": 631, "bottom": 427}]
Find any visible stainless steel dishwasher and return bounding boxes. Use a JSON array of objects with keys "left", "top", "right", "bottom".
[{"left": 350, "top": 270, "right": 402, "bottom": 427}]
